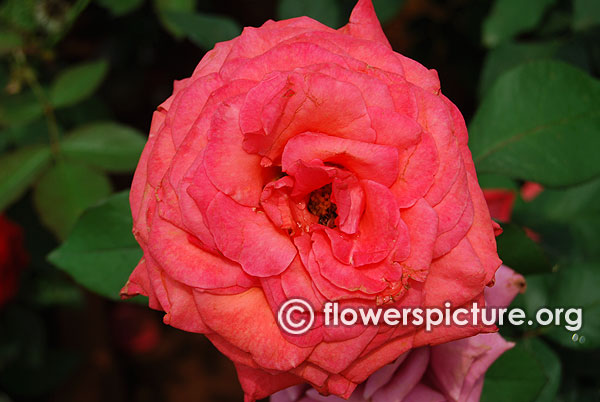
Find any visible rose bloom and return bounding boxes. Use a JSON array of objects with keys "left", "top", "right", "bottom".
[
  {"left": 0, "top": 215, "right": 28, "bottom": 309},
  {"left": 122, "top": 1, "right": 503, "bottom": 400},
  {"left": 271, "top": 265, "right": 525, "bottom": 402}
]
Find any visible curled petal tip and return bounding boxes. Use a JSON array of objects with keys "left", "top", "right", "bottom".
[{"left": 340, "top": 0, "right": 391, "bottom": 48}]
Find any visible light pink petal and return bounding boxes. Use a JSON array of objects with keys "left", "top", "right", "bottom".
[
  {"left": 363, "top": 352, "right": 409, "bottom": 398},
  {"left": 484, "top": 265, "right": 526, "bottom": 308},
  {"left": 401, "top": 384, "right": 445, "bottom": 402},
  {"left": 371, "top": 347, "right": 430, "bottom": 402},
  {"left": 429, "top": 333, "right": 514, "bottom": 401}
]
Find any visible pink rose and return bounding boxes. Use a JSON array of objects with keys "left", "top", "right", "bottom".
[
  {"left": 271, "top": 265, "right": 525, "bottom": 402},
  {"left": 121, "top": 0, "right": 502, "bottom": 400}
]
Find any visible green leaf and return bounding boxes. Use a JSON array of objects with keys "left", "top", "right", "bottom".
[
  {"left": 513, "top": 177, "right": 600, "bottom": 262},
  {"left": 33, "top": 161, "right": 112, "bottom": 240},
  {"left": 0, "top": 91, "right": 44, "bottom": 127},
  {"left": 50, "top": 60, "right": 109, "bottom": 109},
  {"left": 496, "top": 223, "right": 552, "bottom": 274},
  {"left": 48, "top": 191, "right": 142, "bottom": 300},
  {"left": 0, "top": 30, "right": 22, "bottom": 55},
  {"left": 96, "top": 0, "right": 144, "bottom": 16},
  {"left": 0, "top": 0, "right": 37, "bottom": 32},
  {"left": 482, "top": 0, "right": 556, "bottom": 47},
  {"left": 479, "top": 41, "right": 561, "bottom": 96},
  {"left": 527, "top": 338, "right": 562, "bottom": 402},
  {"left": 573, "top": 0, "right": 600, "bottom": 31},
  {"left": 481, "top": 340, "right": 552, "bottom": 402},
  {"left": 0, "top": 146, "right": 51, "bottom": 212},
  {"left": 545, "top": 263, "right": 600, "bottom": 349},
  {"left": 164, "top": 11, "right": 241, "bottom": 49},
  {"left": 477, "top": 173, "right": 518, "bottom": 190},
  {"left": 511, "top": 273, "right": 555, "bottom": 331},
  {"left": 62, "top": 121, "right": 146, "bottom": 173},
  {"left": 469, "top": 61, "right": 600, "bottom": 187},
  {"left": 153, "top": 0, "right": 196, "bottom": 38},
  {"left": 278, "top": 0, "right": 342, "bottom": 28}
]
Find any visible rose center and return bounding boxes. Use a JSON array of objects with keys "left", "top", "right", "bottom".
[{"left": 307, "top": 184, "right": 338, "bottom": 228}]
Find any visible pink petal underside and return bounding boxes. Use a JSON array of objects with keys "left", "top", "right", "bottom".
[
  {"left": 282, "top": 133, "right": 398, "bottom": 187},
  {"left": 401, "top": 384, "right": 446, "bottom": 402},
  {"left": 372, "top": 347, "right": 431, "bottom": 402},
  {"left": 270, "top": 385, "right": 307, "bottom": 402},
  {"left": 204, "top": 97, "right": 273, "bottom": 207},
  {"left": 194, "top": 288, "right": 313, "bottom": 372},
  {"left": 362, "top": 352, "right": 409, "bottom": 399},
  {"left": 397, "top": 198, "right": 438, "bottom": 282},
  {"left": 338, "top": 0, "right": 391, "bottom": 49},
  {"left": 429, "top": 333, "right": 514, "bottom": 402},
  {"left": 206, "top": 191, "right": 297, "bottom": 277},
  {"left": 484, "top": 265, "right": 526, "bottom": 308}
]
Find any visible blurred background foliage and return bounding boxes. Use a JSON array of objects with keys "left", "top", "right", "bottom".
[{"left": 0, "top": 0, "right": 599, "bottom": 401}]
